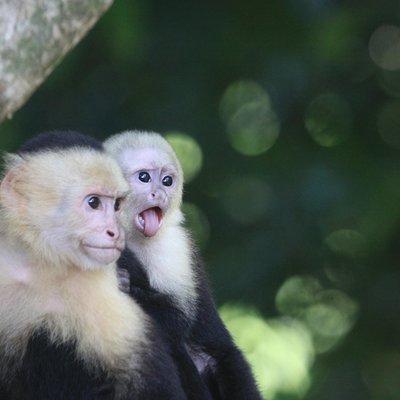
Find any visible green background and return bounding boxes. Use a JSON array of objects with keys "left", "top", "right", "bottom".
[{"left": 1, "top": 0, "right": 400, "bottom": 398}]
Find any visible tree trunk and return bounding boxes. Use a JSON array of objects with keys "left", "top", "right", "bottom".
[{"left": 0, "top": 0, "right": 114, "bottom": 123}]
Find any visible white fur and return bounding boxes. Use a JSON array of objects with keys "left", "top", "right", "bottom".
[
  {"left": 105, "top": 131, "right": 198, "bottom": 316},
  {"left": 128, "top": 209, "right": 197, "bottom": 316}
]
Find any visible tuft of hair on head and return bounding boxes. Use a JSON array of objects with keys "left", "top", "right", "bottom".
[
  {"left": 18, "top": 130, "right": 103, "bottom": 154},
  {"left": 104, "top": 130, "right": 182, "bottom": 176}
]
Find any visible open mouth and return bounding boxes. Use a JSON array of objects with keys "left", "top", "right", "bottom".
[{"left": 136, "top": 206, "right": 163, "bottom": 237}]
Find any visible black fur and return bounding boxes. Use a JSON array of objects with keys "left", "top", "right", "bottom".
[
  {"left": 0, "top": 131, "right": 188, "bottom": 400},
  {"left": 119, "top": 251, "right": 213, "bottom": 400},
  {"left": 3, "top": 329, "right": 114, "bottom": 400},
  {"left": 18, "top": 130, "right": 104, "bottom": 154},
  {"left": 119, "top": 249, "right": 263, "bottom": 400},
  {"left": 1, "top": 326, "right": 188, "bottom": 400}
]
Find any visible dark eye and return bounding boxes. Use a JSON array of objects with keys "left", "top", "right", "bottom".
[
  {"left": 114, "top": 198, "right": 122, "bottom": 212},
  {"left": 88, "top": 196, "right": 101, "bottom": 209},
  {"left": 138, "top": 171, "right": 151, "bottom": 183},
  {"left": 162, "top": 176, "right": 173, "bottom": 187}
]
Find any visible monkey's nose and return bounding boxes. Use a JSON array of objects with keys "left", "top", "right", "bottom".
[{"left": 149, "top": 191, "right": 167, "bottom": 204}]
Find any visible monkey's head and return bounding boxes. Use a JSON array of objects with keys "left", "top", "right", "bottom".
[
  {"left": 104, "top": 131, "right": 184, "bottom": 239},
  {"left": 0, "top": 149, "right": 129, "bottom": 270}
]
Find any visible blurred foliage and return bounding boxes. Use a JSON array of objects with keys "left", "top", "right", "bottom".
[
  {"left": 1, "top": 0, "right": 400, "bottom": 398},
  {"left": 166, "top": 131, "right": 203, "bottom": 182}
]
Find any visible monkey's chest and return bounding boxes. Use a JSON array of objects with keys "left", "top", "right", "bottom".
[
  {"left": 0, "top": 285, "right": 63, "bottom": 337},
  {"left": 0, "top": 281, "right": 136, "bottom": 366}
]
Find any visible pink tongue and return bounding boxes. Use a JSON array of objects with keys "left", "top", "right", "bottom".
[{"left": 141, "top": 208, "right": 160, "bottom": 237}]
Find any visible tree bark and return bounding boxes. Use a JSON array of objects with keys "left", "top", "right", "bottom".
[{"left": 0, "top": 0, "right": 114, "bottom": 123}]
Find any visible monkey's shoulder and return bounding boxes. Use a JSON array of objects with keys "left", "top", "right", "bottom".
[{"left": 0, "top": 263, "right": 149, "bottom": 372}]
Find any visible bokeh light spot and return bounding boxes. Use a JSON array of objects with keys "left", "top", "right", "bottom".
[
  {"left": 276, "top": 276, "right": 359, "bottom": 354},
  {"left": 221, "top": 176, "right": 275, "bottom": 225},
  {"left": 182, "top": 202, "right": 210, "bottom": 248},
  {"left": 306, "top": 289, "right": 358, "bottom": 353},
  {"left": 227, "top": 102, "right": 280, "bottom": 156},
  {"left": 275, "top": 275, "right": 322, "bottom": 317},
  {"left": 165, "top": 132, "right": 203, "bottom": 182},
  {"left": 325, "top": 229, "right": 367, "bottom": 258},
  {"left": 377, "top": 101, "right": 400, "bottom": 149},
  {"left": 369, "top": 25, "right": 400, "bottom": 71},
  {"left": 220, "top": 304, "right": 314, "bottom": 400},
  {"left": 305, "top": 93, "right": 352, "bottom": 147},
  {"left": 220, "top": 80, "right": 280, "bottom": 156},
  {"left": 219, "top": 80, "right": 272, "bottom": 124}
]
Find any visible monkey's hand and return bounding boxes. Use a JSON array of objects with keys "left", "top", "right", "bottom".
[{"left": 117, "top": 268, "right": 131, "bottom": 294}]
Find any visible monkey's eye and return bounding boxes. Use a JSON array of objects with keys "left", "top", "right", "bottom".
[
  {"left": 162, "top": 176, "right": 173, "bottom": 187},
  {"left": 88, "top": 196, "right": 101, "bottom": 210},
  {"left": 114, "top": 198, "right": 122, "bottom": 212},
  {"left": 138, "top": 171, "right": 151, "bottom": 183}
]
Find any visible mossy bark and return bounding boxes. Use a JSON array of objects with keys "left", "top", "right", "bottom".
[{"left": 0, "top": 0, "right": 114, "bottom": 123}]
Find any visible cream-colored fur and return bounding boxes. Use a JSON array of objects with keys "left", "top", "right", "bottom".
[
  {"left": 0, "top": 149, "right": 130, "bottom": 271},
  {"left": 0, "top": 239, "right": 148, "bottom": 371},
  {"left": 0, "top": 149, "right": 148, "bottom": 392}
]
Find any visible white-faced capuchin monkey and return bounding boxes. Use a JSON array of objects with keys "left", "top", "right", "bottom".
[
  {"left": 104, "top": 131, "right": 263, "bottom": 400},
  {"left": 0, "top": 140, "right": 187, "bottom": 400}
]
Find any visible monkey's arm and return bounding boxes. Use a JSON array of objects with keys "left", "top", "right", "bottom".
[
  {"left": 189, "top": 263, "right": 263, "bottom": 400},
  {"left": 132, "top": 330, "right": 189, "bottom": 400},
  {"left": 118, "top": 251, "right": 212, "bottom": 400}
]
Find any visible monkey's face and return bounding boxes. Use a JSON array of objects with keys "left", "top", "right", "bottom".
[
  {"left": 72, "top": 190, "right": 126, "bottom": 268},
  {"left": 119, "top": 147, "right": 183, "bottom": 238},
  {"left": 0, "top": 150, "right": 129, "bottom": 270}
]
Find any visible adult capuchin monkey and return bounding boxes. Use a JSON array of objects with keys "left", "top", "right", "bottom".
[
  {"left": 104, "top": 131, "right": 262, "bottom": 400},
  {"left": 0, "top": 140, "right": 187, "bottom": 400}
]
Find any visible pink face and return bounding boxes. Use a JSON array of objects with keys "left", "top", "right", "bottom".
[
  {"left": 119, "top": 148, "right": 180, "bottom": 237},
  {"left": 79, "top": 191, "right": 126, "bottom": 265}
]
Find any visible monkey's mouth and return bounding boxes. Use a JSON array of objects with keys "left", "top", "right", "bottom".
[
  {"left": 83, "top": 244, "right": 124, "bottom": 252},
  {"left": 136, "top": 206, "right": 163, "bottom": 237},
  {"left": 81, "top": 244, "right": 123, "bottom": 264}
]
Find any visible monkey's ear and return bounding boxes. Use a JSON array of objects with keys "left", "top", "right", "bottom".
[{"left": 0, "top": 154, "right": 27, "bottom": 210}]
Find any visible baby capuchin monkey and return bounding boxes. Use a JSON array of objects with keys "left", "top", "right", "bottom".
[
  {"left": 104, "top": 131, "right": 262, "bottom": 400},
  {"left": 0, "top": 141, "right": 187, "bottom": 400}
]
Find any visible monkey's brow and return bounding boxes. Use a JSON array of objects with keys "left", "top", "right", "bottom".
[
  {"left": 161, "top": 164, "right": 176, "bottom": 172},
  {"left": 117, "top": 191, "right": 130, "bottom": 199},
  {"left": 128, "top": 165, "right": 158, "bottom": 173},
  {"left": 128, "top": 163, "right": 176, "bottom": 174},
  {"left": 94, "top": 191, "right": 129, "bottom": 199}
]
